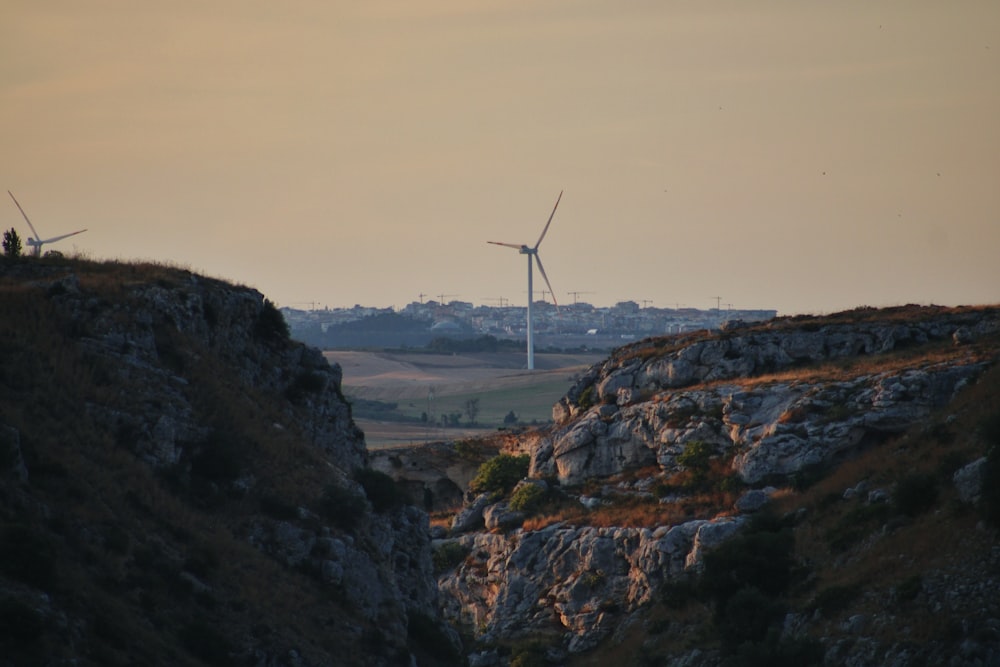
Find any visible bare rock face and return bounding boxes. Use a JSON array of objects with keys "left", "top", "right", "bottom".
[
  {"left": 438, "top": 516, "right": 744, "bottom": 651},
  {"left": 541, "top": 363, "right": 985, "bottom": 486},
  {"left": 544, "top": 308, "right": 999, "bottom": 485},
  {"left": 954, "top": 457, "right": 988, "bottom": 504},
  {"left": 54, "top": 276, "right": 368, "bottom": 472}
]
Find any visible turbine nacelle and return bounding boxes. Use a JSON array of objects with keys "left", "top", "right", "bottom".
[
  {"left": 487, "top": 190, "right": 563, "bottom": 369},
  {"left": 7, "top": 191, "right": 87, "bottom": 257}
]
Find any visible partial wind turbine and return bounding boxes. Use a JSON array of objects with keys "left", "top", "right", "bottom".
[
  {"left": 488, "top": 190, "right": 562, "bottom": 370},
  {"left": 7, "top": 191, "right": 87, "bottom": 257}
]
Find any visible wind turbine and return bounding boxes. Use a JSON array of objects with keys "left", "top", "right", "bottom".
[
  {"left": 488, "top": 190, "right": 562, "bottom": 370},
  {"left": 7, "top": 191, "right": 87, "bottom": 257}
]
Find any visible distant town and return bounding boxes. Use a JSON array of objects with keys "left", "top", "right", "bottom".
[{"left": 282, "top": 299, "right": 777, "bottom": 351}]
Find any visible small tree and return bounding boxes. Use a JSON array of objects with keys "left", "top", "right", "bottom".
[
  {"left": 2, "top": 228, "right": 22, "bottom": 258},
  {"left": 677, "top": 440, "right": 714, "bottom": 486},
  {"left": 464, "top": 398, "right": 480, "bottom": 425}
]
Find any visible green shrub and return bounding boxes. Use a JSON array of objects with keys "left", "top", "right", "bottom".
[
  {"left": 285, "top": 371, "right": 326, "bottom": 403},
  {"left": 730, "top": 631, "right": 824, "bottom": 667},
  {"left": 508, "top": 483, "right": 547, "bottom": 514},
  {"left": 354, "top": 468, "right": 402, "bottom": 513},
  {"left": 893, "top": 472, "right": 938, "bottom": 517},
  {"left": 318, "top": 483, "right": 368, "bottom": 530},
  {"left": 789, "top": 463, "right": 830, "bottom": 491},
  {"left": 894, "top": 574, "right": 923, "bottom": 602},
  {"left": 407, "top": 610, "right": 462, "bottom": 664},
  {"left": 981, "top": 411, "right": 1000, "bottom": 446},
  {"left": 259, "top": 494, "right": 299, "bottom": 520},
  {"left": 255, "top": 298, "right": 289, "bottom": 343},
  {"left": 677, "top": 440, "right": 714, "bottom": 487},
  {"left": 660, "top": 573, "right": 699, "bottom": 609},
  {"left": 432, "top": 541, "right": 470, "bottom": 573},
  {"left": 453, "top": 438, "right": 484, "bottom": 461},
  {"left": 809, "top": 583, "right": 861, "bottom": 616},
  {"left": 700, "top": 513, "right": 795, "bottom": 608},
  {"left": 190, "top": 430, "right": 245, "bottom": 483},
  {"left": 824, "top": 502, "right": 891, "bottom": 552},
  {"left": 469, "top": 454, "right": 530, "bottom": 495},
  {"left": 510, "top": 640, "right": 548, "bottom": 667},
  {"left": 719, "top": 586, "right": 786, "bottom": 648},
  {"left": 179, "top": 618, "right": 234, "bottom": 666},
  {"left": 577, "top": 385, "right": 595, "bottom": 411}
]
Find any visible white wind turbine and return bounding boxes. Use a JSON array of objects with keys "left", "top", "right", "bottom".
[
  {"left": 488, "top": 190, "right": 562, "bottom": 370},
  {"left": 7, "top": 191, "right": 87, "bottom": 257}
]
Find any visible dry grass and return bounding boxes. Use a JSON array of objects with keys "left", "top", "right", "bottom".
[
  {"left": 610, "top": 304, "right": 999, "bottom": 395},
  {"left": 521, "top": 462, "right": 742, "bottom": 532},
  {"left": 770, "top": 358, "right": 1000, "bottom": 637},
  {"left": 522, "top": 499, "right": 695, "bottom": 531}
]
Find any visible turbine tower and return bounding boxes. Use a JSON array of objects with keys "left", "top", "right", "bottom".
[
  {"left": 7, "top": 191, "right": 87, "bottom": 257},
  {"left": 488, "top": 190, "right": 562, "bottom": 370}
]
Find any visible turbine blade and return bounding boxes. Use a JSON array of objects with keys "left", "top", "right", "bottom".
[
  {"left": 40, "top": 229, "right": 87, "bottom": 244},
  {"left": 534, "top": 190, "right": 563, "bottom": 249},
  {"left": 7, "top": 191, "right": 42, "bottom": 241},
  {"left": 534, "top": 254, "right": 558, "bottom": 308},
  {"left": 488, "top": 241, "right": 525, "bottom": 250}
]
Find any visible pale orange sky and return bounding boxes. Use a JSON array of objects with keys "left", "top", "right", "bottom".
[{"left": 2, "top": 1, "right": 998, "bottom": 314}]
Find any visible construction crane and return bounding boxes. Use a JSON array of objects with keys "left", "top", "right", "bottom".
[{"left": 566, "top": 291, "right": 594, "bottom": 304}]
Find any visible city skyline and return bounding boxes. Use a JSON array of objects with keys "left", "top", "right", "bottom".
[{"left": 3, "top": 2, "right": 998, "bottom": 317}]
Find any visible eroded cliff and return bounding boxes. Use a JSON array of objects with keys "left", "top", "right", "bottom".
[{"left": 0, "top": 258, "right": 453, "bottom": 666}]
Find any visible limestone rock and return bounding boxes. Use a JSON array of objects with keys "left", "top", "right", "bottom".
[
  {"left": 438, "top": 516, "right": 746, "bottom": 651},
  {"left": 954, "top": 457, "right": 987, "bottom": 504},
  {"left": 452, "top": 493, "right": 493, "bottom": 533}
]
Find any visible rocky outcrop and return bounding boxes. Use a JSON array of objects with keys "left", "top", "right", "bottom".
[
  {"left": 555, "top": 307, "right": 1000, "bottom": 425},
  {"left": 435, "top": 306, "right": 1000, "bottom": 660},
  {"left": 541, "top": 308, "right": 1000, "bottom": 485},
  {"left": 52, "top": 273, "right": 367, "bottom": 472},
  {"left": 438, "top": 516, "right": 744, "bottom": 652},
  {"left": 0, "top": 260, "right": 444, "bottom": 666}
]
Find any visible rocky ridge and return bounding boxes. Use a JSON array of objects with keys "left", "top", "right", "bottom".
[
  {"left": 0, "top": 259, "right": 449, "bottom": 666},
  {"left": 432, "top": 305, "right": 1000, "bottom": 664},
  {"left": 543, "top": 307, "right": 998, "bottom": 486}
]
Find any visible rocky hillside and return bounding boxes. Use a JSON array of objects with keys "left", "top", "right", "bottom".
[
  {"left": 415, "top": 305, "right": 1000, "bottom": 666},
  {"left": 0, "top": 258, "right": 456, "bottom": 666},
  {"left": 5, "top": 254, "right": 998, "bottom": 667}
]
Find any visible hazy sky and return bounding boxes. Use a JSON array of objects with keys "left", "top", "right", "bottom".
[{"left": 3, "top": 2, "right": 998, "bottom": 315}]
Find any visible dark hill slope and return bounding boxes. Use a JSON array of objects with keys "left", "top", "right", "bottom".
[{"left": 0, "top": 258, "right": 453, "bottom": 667}]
